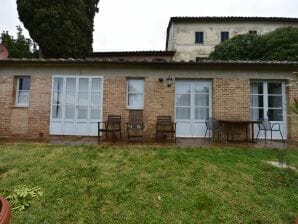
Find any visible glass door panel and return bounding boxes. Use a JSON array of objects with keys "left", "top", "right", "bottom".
[
  {"left": 176, "top": 80, "right": 211, "bottom": 137},
  {"left": 250, "top": 81, "right": 286, "bottom": 139}
]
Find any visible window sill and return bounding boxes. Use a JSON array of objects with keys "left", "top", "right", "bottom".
[
  {"left": 12, "top": 105, "right": 29, "bottom": 108},
  {"left": 127, "top": 107, "right": 144, "bottom": 110}
]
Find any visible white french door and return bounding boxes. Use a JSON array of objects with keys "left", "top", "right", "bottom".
[
  {"left": 50, "top": 76, "right": 103, "bottom": 136},
  {"left": 250, "top": 81, "right": 287, "bottom": 139},
  {"left": 175, "top": 80, "right": 212, "bottom": 137}
]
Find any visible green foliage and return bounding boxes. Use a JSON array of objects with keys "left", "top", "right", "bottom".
[
  {"left": 5, "top": 186, "right": 43, "bottom": 211},
  {"left": 16, "top": 0, "right": 100, "bottom": 58},
  {"left": 0, "top": 26, "right": 37, "bottom": 58},
  {"left": 290, "top": 98, "right": 298, "bottom": 114},
  {"left": 209, "top": 27, "right": 298, "bottom": 61}
]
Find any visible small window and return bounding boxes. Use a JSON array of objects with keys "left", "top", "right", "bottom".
[
  {"left": 196, "top": 57, "right": 207, "bottom": 62},
  {"left": 221, "top": 32, "right": 229, "bottom": 42},
  {"left": 249, "top": 30, "right": 257, "bottom": 35},
  {"left": 195, "top": 32, "right": 204, "bottom": 44},
  {"left": 127, "top": 79, "right": 144, "bottom": 109},
  {"left": 16, "top": 76, "right": 31, "bottom": 106}
]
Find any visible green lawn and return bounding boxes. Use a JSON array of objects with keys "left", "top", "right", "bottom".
[{"left": 0, "top": 143, "right": 297, "bottom": 224}]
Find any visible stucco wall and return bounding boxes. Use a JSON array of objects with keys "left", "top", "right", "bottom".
[{"left": 167, "top": 21, "right": 298, "bottom": 61}]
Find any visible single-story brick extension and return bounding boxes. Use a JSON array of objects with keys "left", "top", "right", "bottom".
[{"left": 0, "top": 58, "right": 297, "bottom": 141}]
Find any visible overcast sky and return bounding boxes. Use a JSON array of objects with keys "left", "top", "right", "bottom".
[{"left": 0, "top": 0, "right": 297, "bottom": 52}]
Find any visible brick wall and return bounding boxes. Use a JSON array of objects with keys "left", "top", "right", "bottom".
[
  {"left": 213, "top": 78, "right": 250, "bottom": 140},
  {"left": 213, "top": 78, "right": 250, "bottom": 120},
  {"left": 27, "top": 75, "right": 52, "bottom": 138},
  {"left": 0, "top": 75, "right": 14, "bottom": 137}
]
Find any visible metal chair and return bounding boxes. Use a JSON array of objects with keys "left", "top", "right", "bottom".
[
  {"left": 98, "top": 115, "right": 121, "bottom": 143},
  {"left": 127, "top": 110, "right": 145, "bottom": 143},
  {"left": 155, "top": 116, "right": 176, "bottom": 143},
  {"left": 204, "top": 117, "right": 222, "bottom": 142},
  {"left": 256, "top": 118, "right": 284, "bottom": 143}
]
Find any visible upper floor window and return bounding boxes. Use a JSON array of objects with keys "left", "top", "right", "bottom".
[
  {"left": 195, "top": 32, "right": 204, "bottom": 44},
  {"left": 249, "top": 30, "right": 257, "bottom": 35},
  {"left": 127, "top": 79, "right": 144, "bottom": 109},
  {"left": 16, "top": 76, "right": 31, "bottom": 107},
  {"left": 221, "top": 32, "right": 229, "bottom": 42}
]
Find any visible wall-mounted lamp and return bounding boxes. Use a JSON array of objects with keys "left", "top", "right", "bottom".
[
  {"left": 159, "top": 76, "right": 174, "bottom": 87},
  {"left": 166, "top": 76, "right": 174, "bottom": 87}
]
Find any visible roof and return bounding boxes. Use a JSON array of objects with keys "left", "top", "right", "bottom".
[
  {"left": 0, "top": 58, "right": 297, "bottom": 69},
  {"left": 166, "top": 16, "right": 298, "bottom": 49},
  {"left": 90, "top": 51, "right": 175, "bottom": 57},
  {"left": 169, "top": 16, "right": 298, "bottom": 24}
]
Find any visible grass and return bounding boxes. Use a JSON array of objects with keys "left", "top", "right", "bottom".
[{"left": 0, "top": 143, "right": 297, "bottom": 224}]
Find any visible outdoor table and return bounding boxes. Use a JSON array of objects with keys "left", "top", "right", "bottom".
[{"left": 218, "top": 120, "right": 260, "bottom": 143}]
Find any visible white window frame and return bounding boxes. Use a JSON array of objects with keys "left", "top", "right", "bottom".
[
  {"left": 15, "top": 76, "right": 31, "bottom": 107},
  {"left": 50, "top": 75, "right": 104, "bottom": 136},
  {"left": 127, "top": 79, "right": 144, "bottom": 109}
]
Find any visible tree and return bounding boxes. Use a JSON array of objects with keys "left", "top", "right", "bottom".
[
  {"left": 209, "top": 27, "right": 298, "bottom": 61},
  {"left": 0, "top": 26, "right": 37, "bottom": 58},
  {"left": 16, "top": 0, "right": 100, "bottom": 58}
]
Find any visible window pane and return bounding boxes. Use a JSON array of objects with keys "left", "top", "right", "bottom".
[
  {"left": 251, "top": 82, "right": 263, "bottom": 94},
  {"left": 268, "top": 96, "right": 282, "bottom": 108},
  {"left": 52, "top": 105, "right": 62, "bottom": 119},
  {"left": 65, "top": 105, "right": 75, "bottom": 119},
  {"left": 79, "top": 78, "right": 89, "bottom": 92},
  {"left": 176, "top": 94, "right": 191, "bottom": 106},
  {"left": 251, "top": 95, "right": 263, "bottom": 107},
  {"left": 17, "top": 91, "right": 29, "bottom": 105},
  {"left": 176, "top": 82, "right": 191, "bottom": 94},
  {"left": 78, "top": 92, "right": 89, "bottom": 106},
  {"left": 19, "top": 77, "right": 31, "bottom": 90},
  {"left": 176, "top": 107, "right": 191, "bottom": 120},
  {"left": 91, "top": 107, "right": 101, "bottom": 119},
  {"left": 53, "top": 91, "right": 63, "bottom": 105},
  {"left": 221, "top": 32, "right": 229, "bottom": 42},
  {"left": 128, "top": 79, "right": 144, "bottom": 93},
  {"left": 53, "top": 77, "right": 63, "bottom": 91},
  {"left": 251, "top": 108, "right": 264, "bottom": 121},
  {"left": 92, "top": 78, "right": 101, "bottom": 92},
  {"left": 66, "top": 78, "right": 76, "bottom": 92},
  {"left": 195, "top": 32, "right": 203, "bottom": 44},
  {"left": 91, "top": 92, "right": 101, "bottom": 106},
  {"left": 268, "top": 109, "right": 283, "bottom": 121},
  {"left": 268, "top": 83, "right": 282, "bottom": 95},
  {"left": 78, "top": 107, "right": 88, "bottom": 119},
  {"left": 128, "top": 93, "right": 143, "bottom": 108},
  {"left": 65, "top": 92, "right": 75, "bottom": 105},
  {"left": 194, "top": 107, "right": 209, "bottom": 120},
  {"left": 193, "top": 82, "right": 209, "bottom": 94},
  {"left": 194, "top": 94, "right": 209, "bottom": 106}
]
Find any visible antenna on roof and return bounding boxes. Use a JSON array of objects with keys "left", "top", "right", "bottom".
[{"left": 0, "top": 43, "right": 9, "bottom": 60}]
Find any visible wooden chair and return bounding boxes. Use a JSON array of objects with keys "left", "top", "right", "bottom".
[
  {"left": 156, "top": 116, "right": 176, "bottom": 143},
  {"left": 127, "top": 110, "right": 145, "bottom": 143},
  {"left": 98, "top": 115, "right": 121, "bottom": 143}
]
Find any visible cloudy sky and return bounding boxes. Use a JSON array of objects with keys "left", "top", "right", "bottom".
[{"left": 1, "top": 0, "right": 297, "bottom": 51}]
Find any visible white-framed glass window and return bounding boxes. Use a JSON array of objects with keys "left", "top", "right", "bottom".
[
  {"left": 16, "top": 76, "right": 31, "bottom": 107},
  {"left": 127, "top": 79, "right": 144, "bottom": 109}
]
